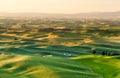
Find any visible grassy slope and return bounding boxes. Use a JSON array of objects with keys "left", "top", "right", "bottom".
[
  {"left": 0, "top": 54, "right": 102, "bottom": 78},
  {"left": 1, "top": 54, "right": 120, "bottom": 78},
  {"left": 72, "top": 55, "right": 120, "bottom": 78}
]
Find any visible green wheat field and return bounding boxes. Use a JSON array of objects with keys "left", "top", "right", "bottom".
[{"left": 0, "top": 18, "right": 120, "bottom": 78}]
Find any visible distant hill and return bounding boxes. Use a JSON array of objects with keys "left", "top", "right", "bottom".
[{"left": 0, "top": 12, "right": 120, "bottom": 19}]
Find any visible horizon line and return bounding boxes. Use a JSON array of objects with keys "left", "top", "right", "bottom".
[{"left": 0, "top": 11, "right": 120, "bottom": 14}]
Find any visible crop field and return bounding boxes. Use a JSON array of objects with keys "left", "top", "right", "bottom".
[{"left": 0, "top": 18, "right": 120, "bottom": 78}]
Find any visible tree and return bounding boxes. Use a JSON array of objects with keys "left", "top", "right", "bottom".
[
  {"left": 101, "top": 51, "right": 105, "bottom": 56},
  {"left": 91, "top": 48, "right": 96, "bottom": 55}
]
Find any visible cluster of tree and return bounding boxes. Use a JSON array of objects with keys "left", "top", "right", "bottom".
[{"left": 92, "top": 49, "right": 120, "bottom": 56}]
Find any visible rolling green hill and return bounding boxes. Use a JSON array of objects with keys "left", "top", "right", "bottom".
[
  {"left": 0, "top": 19, "right": 120, "bottom": 78},
  {"left": 72, "top": 55, "right": 120, "bottom": 78},
  {"left": 0, "top": 54, "right": 120, "bottom": 78}
]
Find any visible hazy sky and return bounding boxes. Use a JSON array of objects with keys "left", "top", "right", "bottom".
[{"left": 0, "top": 0, "right": 120, "bottom": 13}]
